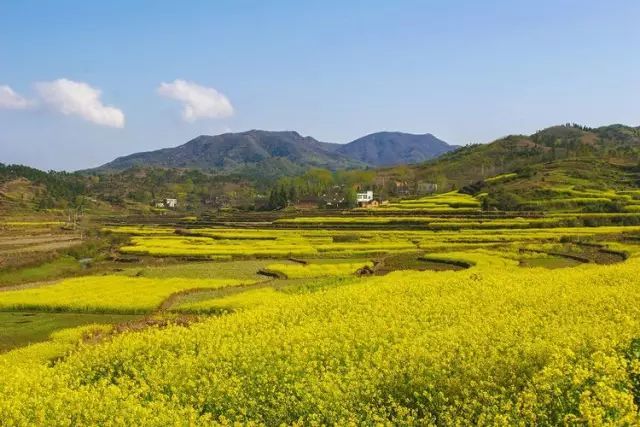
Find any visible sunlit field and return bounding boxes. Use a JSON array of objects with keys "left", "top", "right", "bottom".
[
  {"left": 0, "top": 275, "right": 258, "bottom": 314},
  {"left": 4, "top": 0, "right": 640, "bottom": 423},
  {"left": 3, "top": 259, "right": 640, "bottom": 424},
  {"left": 3, "top": 190, "right": 640, "bottom": 424},
  {"left": 107, "top": 224, "right": 640, "bottom": 259}
]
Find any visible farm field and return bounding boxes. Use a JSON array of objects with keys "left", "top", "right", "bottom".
[
  {"left": 5, "top": 3, "right": 640, "bottom": 423},
  {"left": 4, "top": 257, "right": 640, "bottom": 424},
  {"left": 3, "top": 191, "right": 640, "bottom": 424},
  {"left": 0, "top": 312, "right": 138, "bottom": 352}
]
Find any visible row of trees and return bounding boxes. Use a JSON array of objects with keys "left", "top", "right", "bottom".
[
  {"left": 265, "top": 169, "right": 376, "bottom": 209},
  {"left": 2, "top": 162, "right": 442, "bottom": 212},
  {"left": 0, "top": 163, "right": 88, "bottom": 209}
]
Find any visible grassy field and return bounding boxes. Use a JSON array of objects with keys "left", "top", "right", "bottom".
[
  {"left": 0, "top": 256, "right": 83, "bottom": 287},
  {"left": 0, "top": 312, "right": 138, "bottom": 352},
  {"left": 519, "top": 255, "right": 582, "bottom": 269},
  {"left": 117, "top": 259, "right": 271, "bottom": 280}
]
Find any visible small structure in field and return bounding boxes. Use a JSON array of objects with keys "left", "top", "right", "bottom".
[
  {"left": 360, "top": 199, "right": 388, "bottom": 209},
  {"left": 356, "top": 190, "right": 374, "bottom": 204},
  {"left": 164, "top": 198, "right": 178, "bottom": 208},
  {"left": 357, "top": 190, "right": 379, "bottom": 207},
  {"left": 154, "top": 198, "right": 178, "bottom": 209}
]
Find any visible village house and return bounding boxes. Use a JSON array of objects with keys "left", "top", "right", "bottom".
[
  {"left": 356, "top": 190, "right": 374, "bottom": 206},
  {"left": 358, "top": 190, "right": 386, "bottom": 208},
  {"left": 155, "top": 198, "right": 178, "bottom": 209},
  {"left": 356, "top": 190, "right": 388, "bottom": 208}
]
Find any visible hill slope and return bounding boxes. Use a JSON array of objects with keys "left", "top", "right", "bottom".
[
  {"left": 372, "top": 124, "right": 640, "bottom": 210},
  {"left": 379, "top": 124, "right": 640, "bottom": 188},
  {"left": 92, "top": 130, "right": 459, "bottom": 176},
  {"left": 95, "top": 130, "right": 364, "bottom": 175},
  {"left": 0, "top": 164, "right": 89, "bottom": 213},
  {"left": 334, "top": 132, "right": 457, "bottom": 166},
  {"left": 7, "top": 123, "right": 640, "bottom": 214}
]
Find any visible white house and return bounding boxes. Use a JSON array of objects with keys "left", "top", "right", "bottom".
[
  {"left": 356, "top": 191, "right": 374, "bottom": 205},
  {"left": 164, "top": 198, "right": 178, "bottom": 208}
]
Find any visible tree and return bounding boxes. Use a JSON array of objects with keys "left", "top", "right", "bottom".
[{"left": 288, "top": 185, "right": 298, "bottom": 204}]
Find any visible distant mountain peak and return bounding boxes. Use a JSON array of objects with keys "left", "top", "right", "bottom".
[
  {"left": 335, "top": 131, "right": 458, "bottom": 167},
  {"left": 90, "top": 129, "right": 458, "bottom": 177}
]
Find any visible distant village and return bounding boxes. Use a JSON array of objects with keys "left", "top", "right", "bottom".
[
  {"left": 151, "top": 181, "right": 438, "bottom": 211},
  {"left": 154, "top": 198, "right": 178, "bottom": 209}
]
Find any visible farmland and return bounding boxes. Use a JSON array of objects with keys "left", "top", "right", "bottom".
[
  {"left": 3, "top": 190, "right": 640, "bottom": 424},
  {"left": 4, "top": 1, "right": 640, "bottom": 422},
  {"left": 3, "top": 259, "right": 640, "bottom": 424}
]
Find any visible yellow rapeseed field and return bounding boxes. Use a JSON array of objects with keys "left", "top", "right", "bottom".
[
  {"left": 174, "top": 287, "right": 288, "bottom": 313},
  {"left": 0, "top": 275, "right": 257, "bottom": 314},
  {"left": 2, "top": 260, "right": 640, "bottom": 424},
  {"left": 113, "top": 224, "right": 640, "bottom": 260}
]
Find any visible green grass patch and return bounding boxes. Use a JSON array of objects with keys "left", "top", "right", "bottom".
[
  {"left": 0, "top": 256, "right": 83, "bottom": 288},
  {"left": 118, "top": 260, "right": 271, "bottom": 281},
  {"left": 0, "top": 312, "right": 138, "bottom": 352},
  {"left": 519, "top": 256, "right": 582, "bottom": 269}
]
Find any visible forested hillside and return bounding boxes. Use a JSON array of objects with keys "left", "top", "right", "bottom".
[
  {"left": 392, "top": 124, "right": 640, "bottom": 188},
  {"left": 0, "top": 164, "right": 88, "bottom": 211},
  {"left": 92, "top": 129, "right": 459, "bottom": 176},
  {"left": 3, "top": 124, "right": 640, "bottom": 214}
]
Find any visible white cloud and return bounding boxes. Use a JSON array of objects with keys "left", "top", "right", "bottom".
[
  {"left": 35, "top": 78, "right": 125, "bottom": 128},
  {"left": 0, "top": 85, "right": 34, "bottom": 109},
  {"left": 157, "top": 79, "right": 233, "bottom": 122}
]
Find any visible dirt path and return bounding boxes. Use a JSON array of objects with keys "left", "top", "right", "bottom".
[
  {"left": 0, "top": 234, "right": 79, "bottom": 247},
  {"left": 0, "top": 279, "right": 63, "bottom": 292},
  {"left": 0, "top": 239, "right": 82, "bottom": 255}
]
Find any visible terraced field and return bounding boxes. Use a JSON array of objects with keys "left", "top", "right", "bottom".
[
  {"left": 105, "top": 223, "right": 639, "bottom": 261},
  {"left": 0, "top": 220, "right": 83, "bottom": 271},
  {"left": 4, "top": 254, "right": 640, "bottom": 424},
  {"left": 4, "top": 191, "right": 640, "bottom": 424}
]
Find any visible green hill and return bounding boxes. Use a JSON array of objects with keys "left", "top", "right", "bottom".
[
  {"left": 93, "top": 130, "right": 366, "bottom": 175},
  {"left": 90, "top": 129, "right": 459, "bottom": 178},
  {"left": 4, "top": 124, "right": 640, "bottom": 214},
  {"left": 378, "top": 124, "right": 640, "bottom": 189}
]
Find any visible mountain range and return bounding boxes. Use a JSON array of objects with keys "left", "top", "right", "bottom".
[
  {"left": 93, "top": 130, "right": 458, "bottom": 176},
  {"left": 3, "top": 123, "right": 640, "bottom": 214}
]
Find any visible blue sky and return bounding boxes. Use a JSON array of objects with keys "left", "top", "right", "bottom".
[{"left": 0, "top": 0, "right": 638, "bottom": 171}]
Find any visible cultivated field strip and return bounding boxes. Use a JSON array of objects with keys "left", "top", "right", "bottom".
[
  {"left": 0, "top": 276, "right": 259, "bottom": 314},
  {"left": 4, "top": 260, "right": 640, "bottom": 424},
  {"left": 103, "top": 224, "right": 640, "bottom": 260}
]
